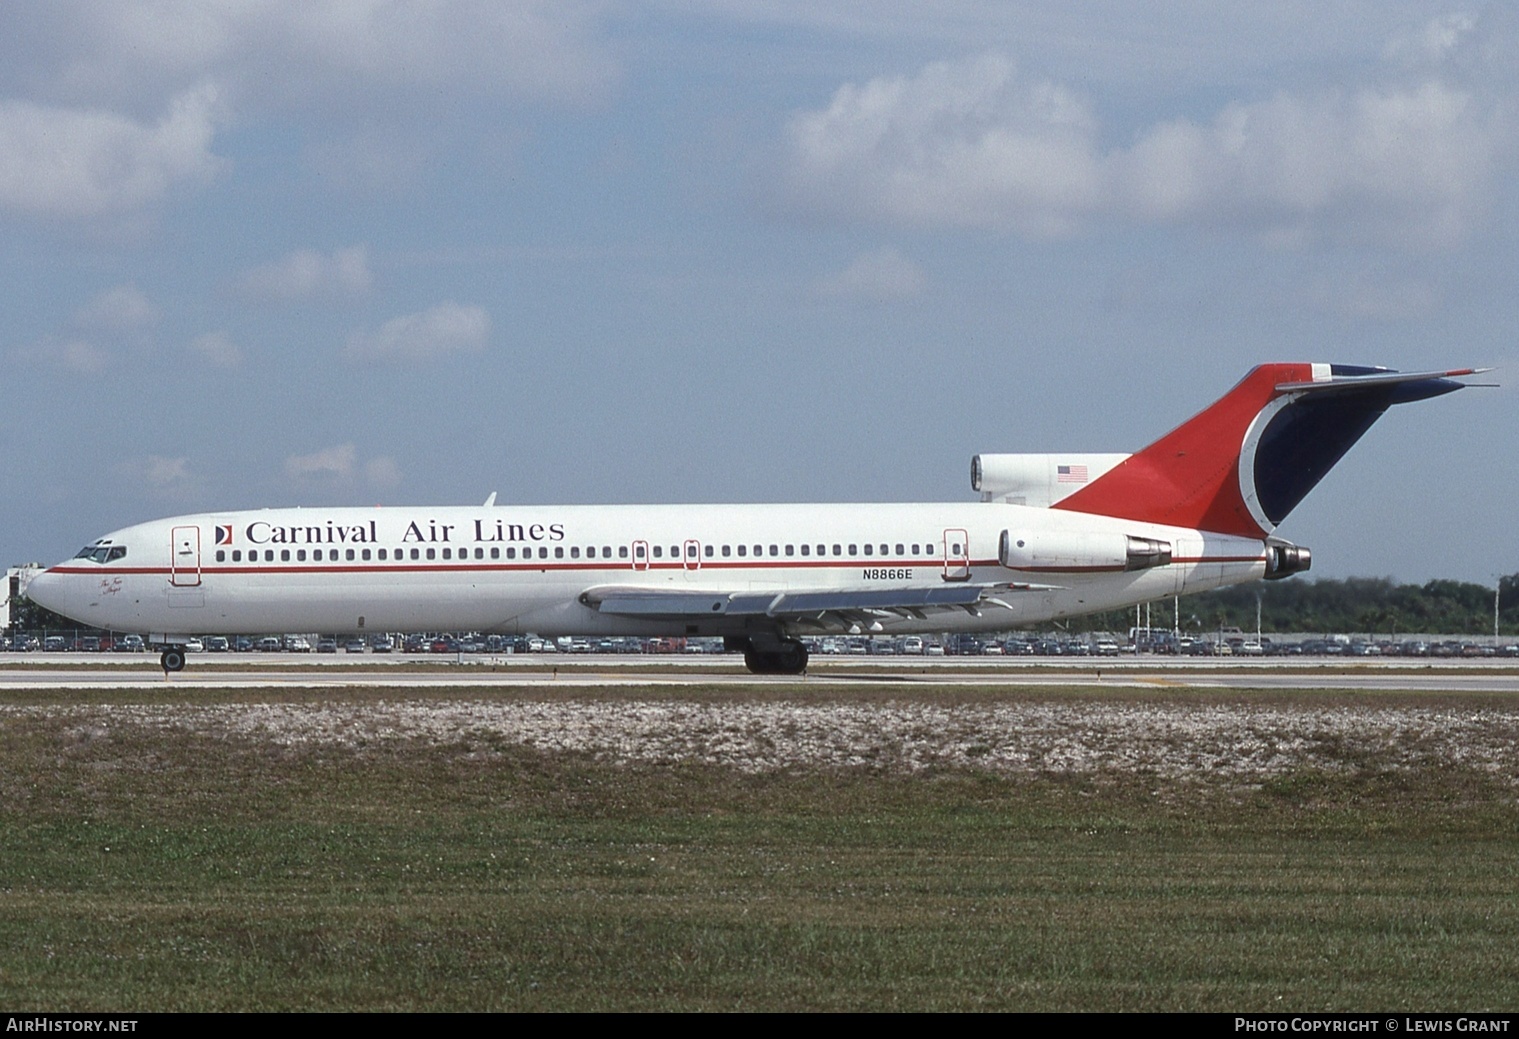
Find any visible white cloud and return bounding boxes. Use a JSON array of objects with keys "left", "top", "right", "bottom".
[
  {"left": 284, "top": 443, "right": 402, "bottom": 490},
  {"left": 814, "top": 248, "right": 927, "bottom": 301},
  {"left": 1111, "top": 80, "right": 1497, "bottom": 248},
  {"left": 116, "top": 455, "right": 192, "bottom": 487},
  {"left": 111, "top": 454, "right": 196, "bottom": 502},
  {"left": 785, "top": 42, "right": 1511, "bottom": 249},
  {"left": 9, "top": 339, "right": 110, "bottom": 375},
  {"left": 364, "top": 456, "right": 403, "bottom": 490},
  {"left": 238, "top": 245, "right": 373, "bottom": 304},
  {"left": 786, "top": 55, "right": 1102, "bottom": 239},
  {"left": 344, "top": 302, "right": 490, "bottom": 362},
  {"left": 12, "top": 1, "right": 617, "bottom": 111},
  {"left": 54, "top": 340, "right": 112, "bottom": 375},
  {"left": 0, "top": 84, "right": 223, "bottom": 221},
  {"left": 285, "top": 443, "right": 357, "bottom": 480},
  {"left": 188, "top": 330, "right": 243, "bottom": 366},
  {"left": 72, "top": 285, "right": 158, "bottom": 331}
]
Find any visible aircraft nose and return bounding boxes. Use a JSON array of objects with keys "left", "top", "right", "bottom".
[{"left": 24, "top": 569, "right": 72, "bottom": 617}]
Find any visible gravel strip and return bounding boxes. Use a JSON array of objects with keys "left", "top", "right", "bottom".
[{"left": 10, "top": 698, "right": 1518, "bottom": 782}]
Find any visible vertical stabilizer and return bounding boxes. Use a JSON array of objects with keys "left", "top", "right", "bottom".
[{"left": 1051, "top": 364, "right": 1479, "bottom": 537}]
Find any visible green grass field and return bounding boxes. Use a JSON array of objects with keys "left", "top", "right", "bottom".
[{"left": 2, "top": 687, "right": 1517, "bottom": 1011}]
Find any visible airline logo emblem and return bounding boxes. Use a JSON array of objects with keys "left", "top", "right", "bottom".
[{"left": 215, "top": 525, "right": 234, "bottom": 546}]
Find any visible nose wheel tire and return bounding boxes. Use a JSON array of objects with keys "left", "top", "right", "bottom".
[{"left": 160, "top": 648, "right": 186, "bottom": 673}]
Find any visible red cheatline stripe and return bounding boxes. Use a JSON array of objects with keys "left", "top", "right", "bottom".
[{"left": 47, "top": 553, "right": 1263, "bottom": 579}]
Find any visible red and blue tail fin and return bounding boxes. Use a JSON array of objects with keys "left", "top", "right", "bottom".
[{"left": 1051, "top": 364, "right": 1485, "bottom": 538}]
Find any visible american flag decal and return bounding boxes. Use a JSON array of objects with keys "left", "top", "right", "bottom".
[{"left": 1056, "top": 464, "right": 1089, "bottom": 484}]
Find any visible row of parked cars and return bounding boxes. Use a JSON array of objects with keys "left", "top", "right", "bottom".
[{"left": 6, "top": 631, "right": 1518, "bottom": 658}]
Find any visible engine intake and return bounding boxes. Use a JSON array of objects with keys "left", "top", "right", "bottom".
[{"left": 972, "top": 453, "right": 1130, "bottom": 506}]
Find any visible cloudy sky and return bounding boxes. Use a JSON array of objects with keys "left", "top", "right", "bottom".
[{"left": 2, "top": 2, "right": 1514, "bottom": 585}]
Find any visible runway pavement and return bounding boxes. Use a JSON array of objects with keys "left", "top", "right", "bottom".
[{"left": 3, "top": 653, "right": 1518, "bottom": 692}]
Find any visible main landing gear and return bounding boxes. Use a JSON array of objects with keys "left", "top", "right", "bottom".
[
  {"left": 727, "top": 636, "right": 809, "bottom": 675},
  {"left": 160, "top": 647, "right": 186, "bottom": 673}
]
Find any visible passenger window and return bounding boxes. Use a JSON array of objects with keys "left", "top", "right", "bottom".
[
  {"left": 411, "top": 548, "right": 421, "bottom": 560},
  {"left": 555, "top": 547, "right": 564, "bottom": 559},
  {"left": 265, "top": 550, "right": 275, "bottom": 562},
  {"left": 362, "top": 549, "right": 372, "bottom": 561},
  {"left": 490, "top": 547, "right": 499, "bottom": 560},
  {"left": 506, "top": 547, "right": 516, "bottom": 559},
  {"left": 232, "top": 550, "right": 242, "bottom": 562},
  {"left": 619, "top": 546, "right": 629, "bottom": 559},
  {"left": 737, "top": 545, "right": 747, "bottom": 557},
  {"left": 379, "top": 548, "right": 388, "bottom": 560},
  {"left": 570, "top": 547, "right": 580, "bottom": 559},
  {"left": 426, "top": 548, "right": 436, "bottom": 560},
  {"left": 785, "top": 545, "right": 794, "bottom": 556},
  {"left": 298, "top": 549, "right": 307, "bottom": 562},
  {"left": 722, "top": 545, "right": 731, "bottom": 557},
  {"left": 895, "top": 544, "right": 904, "bottom": 556},
  {"left": 442, "top": 548, "right": 451, "bottom": 560},
  {"left": 281, "top": 549, "right": 291, "bottom": 562},
  {"left": 833, "top": 544, "right": 842, "bottom": 555},
  {"left": 800, "top": 544, "right": 809, "bottom": 556},
  {"left": 863, "top": 544, "right": 873, "bottom": 556},
  {"left": 653, "top": 545, "right": 663, "bottom": 558},
  {"left": 216, "top": 550, "right": 225, "bottom": 562},
  {"left": 848, "top": 544, "right": 857, "bottom": 555},
  {"left": 539, "top": 547, "right": 548, "bottom": 559},
  {"left": 346, "top": 549, "right": 355, "bottom": 561},
  {"left": 704, "top": 544, "right": 713, "bottom": 557}
]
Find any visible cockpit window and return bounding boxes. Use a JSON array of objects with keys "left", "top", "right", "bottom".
[{"left": 73, "top": 546, "right": 126, "bottom": 563}]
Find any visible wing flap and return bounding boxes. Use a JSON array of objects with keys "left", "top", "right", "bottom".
[{"left": 581, "top": 583, "right": 1055, "bottom": 623}]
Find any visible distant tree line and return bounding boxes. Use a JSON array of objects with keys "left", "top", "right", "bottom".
[{"left": 1068, "top": 574, "right": 1519, "bottom": 637}]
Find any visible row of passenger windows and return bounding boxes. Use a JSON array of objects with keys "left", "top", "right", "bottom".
[{"left": 213, "top": 541, "right": 946, "bottom": 564}]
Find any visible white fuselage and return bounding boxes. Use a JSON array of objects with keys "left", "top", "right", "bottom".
[{"left": 28, "top": 501, "right": 1269, "bottom": 642}]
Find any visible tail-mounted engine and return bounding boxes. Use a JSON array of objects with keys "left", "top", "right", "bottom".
[{"left": 1000, "top": 529, "right": 1172, "bottom": 573}]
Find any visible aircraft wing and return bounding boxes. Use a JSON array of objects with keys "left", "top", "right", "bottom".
[{"left": 579, "top": 582, "right": 1055, "bottom": 629}]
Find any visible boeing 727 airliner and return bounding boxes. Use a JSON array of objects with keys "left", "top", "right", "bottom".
[{"left": 25, "top": 363, "right": 1485, "bottom": 674}]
